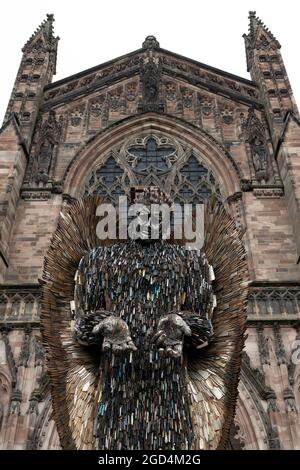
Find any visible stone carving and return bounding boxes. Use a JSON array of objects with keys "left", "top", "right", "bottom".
[
  {"left": 251, "top": 136, "right": 268, "bottom": 173},
  {"left": 0, "top": 330, "right": 17, "bottom": 387},
  {"left": 242, "top": 108, "right": 270, "bottom": 182},
  {"left": 26, "top": 389, "right": 41, "bottom": 416},
  {"left": 89, "top": 95, "right": 105, "bottom": 117},
  {"left": 288, "top": 324, "right": 300, "bottom": 386},
  {"left": 266, "top": 390, "right": 279, "bottom": 413},
  {"left": 18, "top": 329, "right": 31, "bottom": 367},
  {"left": 83, "top": 134, "right": 221, "bottom": 205},
  {"left": 0, "top": 401, "right": 3, "bottom": 431},
  {"left": 220, "top": 107, "right": 234, "bottom": 124},
  {"left": 21, "top": 189, "right": 53, "bottom": 200},
  {"left": 10, "top": 388, "right": 22, "bottom": 415},
  {"left": 283, "top": 388, "right": 298, "bottom": 413},
  {"left": 241, "top": 351, "right": 276, "bottom": 402},
  {"left": 252, "top": 187, "right": 284, "bottom": 198},
  {"left": 269, "top": 426, "right": 281, "bottom": 449},
  {"left": 273, "top": 324, "right": 287, "bottom": 365},
  {"left": 164, "top": 82, "right": 177, "bottom": 101},
  {"left": 108, "top": 86, "right": 123, "bottom": 111},
  {"left": 142, "top": 35, "right": 160, "bottom": 50},
  {"left": 198, "top": 94, "right": 213, "bottom": 117},
  {"left": 35, "top": 110, "right": 63, "bottom": 182},
  {"left": 247, "top": 285, "right": 300, "bottom": 318},
  {"left": 125, "top": 82, "right": 138, "bottom": 102},
  {"left": 161, "top": 55, "right": 259, "bottom": 101},
  {"left": 229, "top": 422, "right": 246, "bottom": 449},
  {"left": 257, "top": 325, "right": 270, "bottom": 365},
  {"left": 257, "top": 34, "right": 270, "bottom": 49},
  {"left": 180, "top": 87, "right": 194, "bottom": 108},
  {"left": 62, "top": 81, "right": 78, "bottom": 95},
  {"left": 0, "top": 289, "right": 40, "bottom": 322},
  {"left": 139, "top": 58, "right": 164, "bottom": 112},
  {"left": 43, "top": 54, "right": 144, "bottom": 104},
  {"left": 34, "top": 336, "right": 44, "bottom": 367},
  {"left": 69, "top": 106, "right": 84, "bottom": 127},
  {"left": 43, "top": 46, "right": 258, "bottom": 107}
]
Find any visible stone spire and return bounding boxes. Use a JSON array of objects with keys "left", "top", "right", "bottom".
[
  {"left": 243, "top": 10, "right": 281, "bottom": 59},
  {"left": 22, "top": 13, "right": 59, "bottom": 54},
  {"left": 3, "top": 14, "right": 60, "bottom": 140}
]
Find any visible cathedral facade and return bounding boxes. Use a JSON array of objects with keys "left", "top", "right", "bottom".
[{"left": 0, "top": 12, "right": 300, "bottom": 449}]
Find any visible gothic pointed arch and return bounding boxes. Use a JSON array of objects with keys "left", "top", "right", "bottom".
[
  {"left": 232, "top": 353, "right": 281, "bottom": 450},
  {"left": 26, "top": 394, "right": 60, "bottom": 450},
  {"left": 62, "top": 113, "right": 242, "bottom": 201}
]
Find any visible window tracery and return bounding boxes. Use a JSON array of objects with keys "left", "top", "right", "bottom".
[{"left": 83, "top": 134, "right": 221, "bottom": 204}]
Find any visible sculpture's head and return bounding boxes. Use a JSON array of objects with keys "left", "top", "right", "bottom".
[{"left": 129, "top": 186, "right": 175, "bottom": 243}]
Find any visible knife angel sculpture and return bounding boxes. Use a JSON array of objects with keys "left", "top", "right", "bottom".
[{"left": 41, "top": 193, "right": 248, "bottom": 450}]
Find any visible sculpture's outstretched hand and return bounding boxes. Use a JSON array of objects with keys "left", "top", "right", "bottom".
[
  {"left": 92, "top": 316, "right": 137, "bottom": 354},
  {"left": 152, "top": 313, "right": 191, "bottom": 358}
]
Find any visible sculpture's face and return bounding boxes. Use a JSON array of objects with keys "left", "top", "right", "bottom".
[
  {"left": 138, "top": 204, "right": 151, "bottom": 240},
  {"left": 132, "top": 203, "right": 169, "bottom": 242},
  {"left": 130, "top": 187, "right": 174, "bottom": 243}
]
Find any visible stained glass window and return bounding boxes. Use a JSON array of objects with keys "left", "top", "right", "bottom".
[{"left": 84, "top": 135, "right": 221, "bottom": 205}]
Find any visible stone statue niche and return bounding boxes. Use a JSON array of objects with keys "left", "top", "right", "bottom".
[
  {"left": 250, "top": 135, "right": 269, "bottom": 182},
  {"left": 35, "top": 110, "right": 62, "bottom": 184}
]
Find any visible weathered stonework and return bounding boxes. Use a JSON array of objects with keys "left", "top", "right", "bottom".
[{"left": 0, "top": 13, "right": 300, "bottom": 449}]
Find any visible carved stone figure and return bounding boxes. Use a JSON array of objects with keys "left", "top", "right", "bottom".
[
  {"left": 251, "top": 136, "right": 268, "bottom": 174},
  {"left": 139, "top": 59, "right": 163, "bottom": 112},
  {"left": 242, "top": 108, "right": 270, "bottom": 181},
  {"left": 35, "top": 110, "right": 62, "bottom": 182},
  {"left": 41, "top": 192, "right": 248, "bottom": 450},
  {"left": 9, "top": 389, "right": 22, "bottom": 415},
  {"left": 0, "top": 401, "right": 3, "bottom": 431}
]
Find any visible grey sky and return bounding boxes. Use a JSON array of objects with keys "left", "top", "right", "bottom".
[{"left": 1, "top": 0, "right": 299, "bottom": 123}]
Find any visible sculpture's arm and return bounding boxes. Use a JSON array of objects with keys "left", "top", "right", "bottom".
[
  {"left": 152, "top": 312, "right": 213, "bottom": 358},
  {"left": 73, "top": 249, "right": 137, "bottom": 353},
  {"left": 92, "top": 315, "right": 137, "bottom": 353},
  {"left": 152, "top": 254, "right": 215, "bottom": 358}
]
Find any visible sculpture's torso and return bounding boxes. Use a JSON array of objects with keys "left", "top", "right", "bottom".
[{"left": 76, "top": 241, "right": 210, "bottom": 450}]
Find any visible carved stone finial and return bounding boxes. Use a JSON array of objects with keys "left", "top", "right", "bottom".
[
  {"left": 142, "top": 35, "right": 160, "bottom": 50},
  {"left": 10, "top": 388, "right": 22, "bottom": 415},
  {"left": 138, "top": 58, "right": 164, "bottom": 112},
  {"left": 283, "top": 388, "right": 298, "bottom": 413}
]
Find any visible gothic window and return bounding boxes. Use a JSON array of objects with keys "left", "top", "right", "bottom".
[
  {"left": 284, "top": 294, "right": 295, "bottom": 315},
  {"left": 95, "top": 156, "right": 123, "bottom": 187},
  {"left": 0, "top": 295, "right": 7, "bottom": 319},
  {"left": 247, "top": 297, "right": 255, "bottom": 316},
  {"left": 269, "top": 295, "right": 281, "bottom": 316},
  {"left": 127, "top": 137, "right": 175, "bottom": 172},
  {"left": 84, "top": 154, "right": 125, "bottom": 201},
  {"left": 11, "top": 298, "right": 21, "bottom": 319},
  {"left": 256, "top": 294, "right": 269, "bottom": 316},
  {"left": 24, "top": 298, "right": 35, "bottom": 319},
  {"left": 83, "top": 134, "right": 221, "bottom": 205},
  {"left": 180, "top": 155, "right": 208, "bottom": 183}
]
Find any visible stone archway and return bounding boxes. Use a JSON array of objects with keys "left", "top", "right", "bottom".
[
  {"left": 63, "top": 113, "right": 242, "bottom": 201},
  {"left": 81, "top": 133, "right": 223, "bottom": 206},
  {"left": 26, "top": 394, "right": 60, "bottom": 450}
]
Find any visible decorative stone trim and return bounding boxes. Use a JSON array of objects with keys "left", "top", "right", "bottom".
[
  {"left": 248, "top": 282, "right": 300, "bottom": 320},
  {"left": 0, "top": 285, "right": 40, "bottom": 323},
  {"left": 253, "top": 186, "right": 284, "bottom": 198}
]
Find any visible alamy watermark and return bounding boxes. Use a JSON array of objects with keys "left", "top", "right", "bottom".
[{"left": 95, "top": 196, "right": 204, "bottom": 250}]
